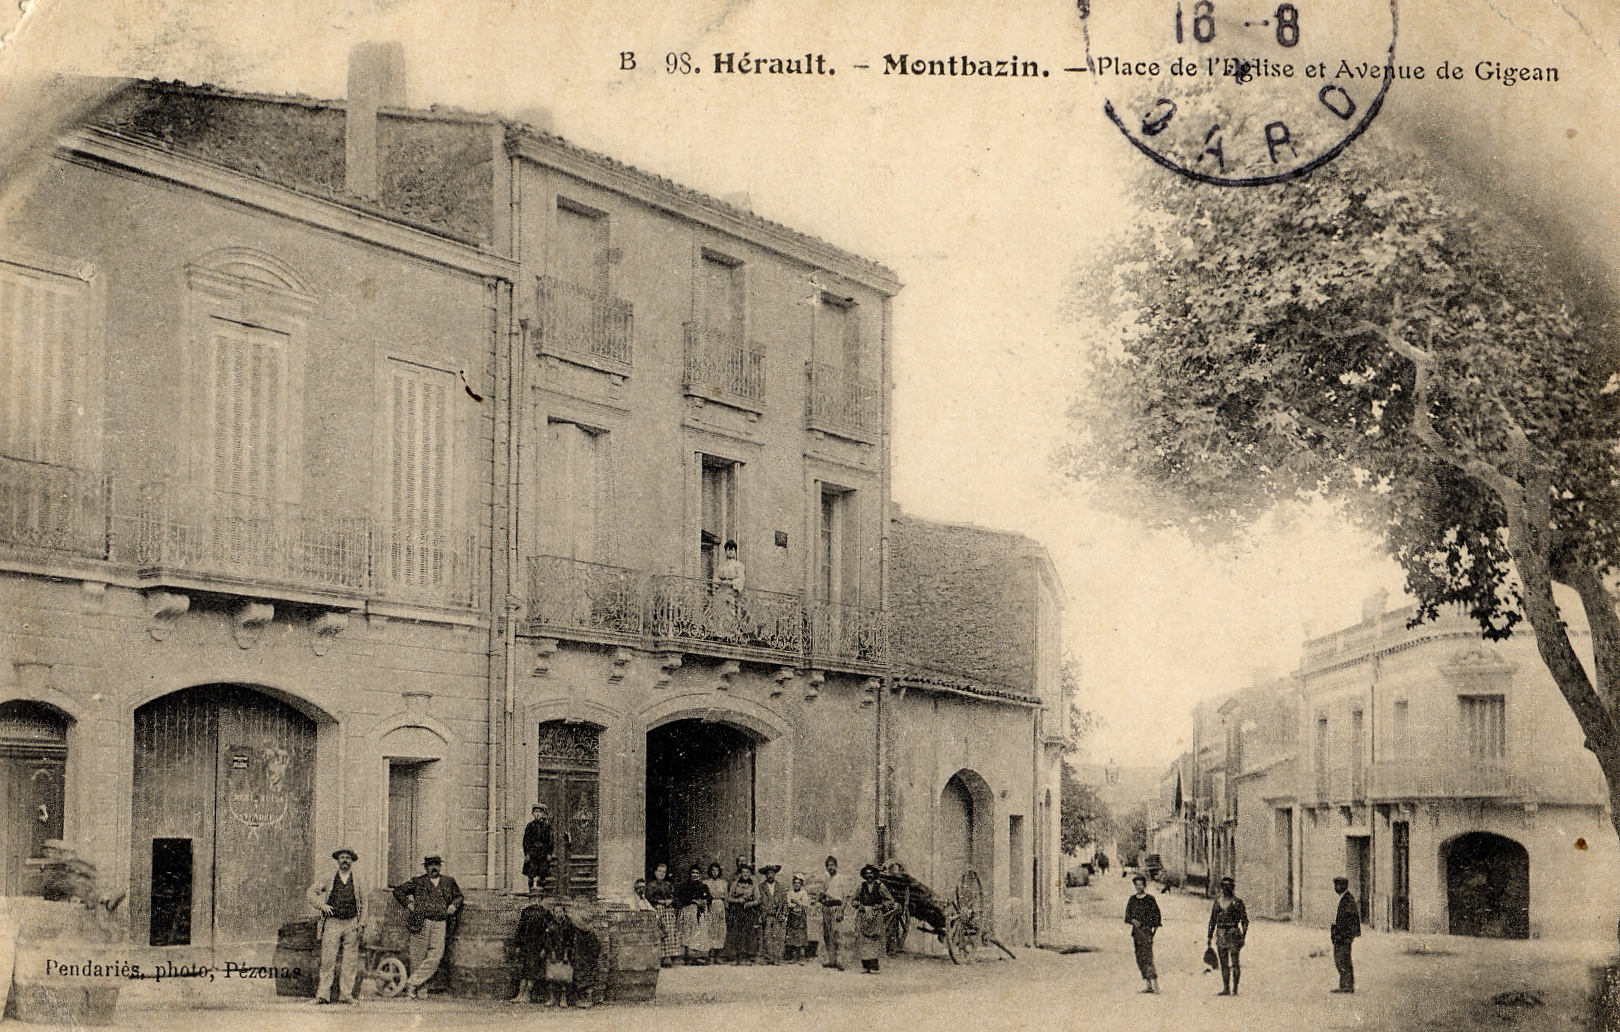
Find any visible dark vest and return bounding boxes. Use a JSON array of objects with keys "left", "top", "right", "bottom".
[{"left": 329, "top": 873, "right": 358, "bottom": 920}]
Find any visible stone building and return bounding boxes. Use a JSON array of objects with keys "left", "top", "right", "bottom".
[
  {"left": 884, "top": 511, "right": 1066, "bottom": 945},
  {"left": 1194, "top": 598, "right": 1620, "bottom": 942},
  {"left": 0, "top": 47, "right": 1070, "bottom": 960}
]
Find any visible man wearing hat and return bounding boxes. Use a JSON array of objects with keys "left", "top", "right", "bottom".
[
  {"left": 393, "top": 855, "right": 464, "bottom": 998},
  {"left": 1329, "top": 876, "right": 1361, "bottom": 993},
  {"left": 307, "top": 847, "right": 370, "bottom": 1005},
  {"left": 521, "top": 804, "right": 553, "bottom": 893}
]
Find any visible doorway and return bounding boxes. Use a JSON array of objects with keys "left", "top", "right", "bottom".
[
  {"left": 132, "top": 685, "right": 317, "bottom": 949},
  {"left": 387, "top": 761, "right": 430, "bottom": 887},
  {"left": 1392, "top": 821, "right": 1411, "bottom": 931},
  {"left": 646, "top": 719, "right": 755, "bottom": 878},
  {"left": 149, "top": 839, "right": 193, "bottom": 947},
  {"left": 0, "top": 701, "right": 68, "bottom": 897},
  {"left": 1346, "top": 835, "right": 1371, "bottom": 922},
  {"left": 537, "top": 721, "right": 600, "bottom": 897},
  {"left": 1444, "top": 832, "right": 1529, "bottom": 939}
]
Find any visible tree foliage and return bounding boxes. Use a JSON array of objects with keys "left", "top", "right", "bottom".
[
  {"left": 1060, "top": 764, "right": 1114, "bottom": 856},
  {"left": 1065, "top": 135, "right": 1620, "bottom": 849}
]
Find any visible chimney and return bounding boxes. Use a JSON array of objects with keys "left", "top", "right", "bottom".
[
  {"left": 722, "top": 191, "right": 752, "bottom": 212},
  {"left": 346, "top": 42, "right": 407, "bottom": 200},
  {"left": 1360, "top": 588, "right": 1389, "bottom": 624}
]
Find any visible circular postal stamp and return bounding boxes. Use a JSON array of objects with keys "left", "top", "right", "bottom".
[{"left": 1081, "top": 0, "right": 1398, "bottom": 185}]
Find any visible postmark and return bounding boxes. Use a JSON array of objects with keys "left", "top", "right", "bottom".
[{"left": 1082, "top": 0, "right": 1398, "bottom": 185}]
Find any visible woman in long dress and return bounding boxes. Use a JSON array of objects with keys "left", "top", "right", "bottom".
[
  {"left": 674, "top": 865, "right": 711, "bottom": 964},
  {"left": 645, "top": 862, "right": 680, "bottom": 967},
  {"left": 701, "top": 862, "right": 730, "bottom": 963},
  {"left": 785, "top": 873, "right": 811, "bottom": 962},
  {"left": 852, "top": 864, "right": 895, "bottom": 973},
  {"left": 726, "top": 864, "right": 761, "bottom": 964}
]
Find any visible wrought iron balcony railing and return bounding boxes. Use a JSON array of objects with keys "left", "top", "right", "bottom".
[
  {"left": 809, "top": 598, "right": 885, "bottom": 665},
  {"left": 649, "top": 574, "right": 803, "bottom": 655},
  {"left": 136, "top": 486, "right": 368, "bottom": 592},
  {"left": 1363, "top": 759, "right": 1605, "bottom": 803},
  {"left": 527, "top": 555, "right": 646, "bottom": 637},
  {"left": 0, "top": 454, "right": 110, "bottom": 560},
  {"left": 373, "top": 522, "right": 479, "bottom": 608},
  {"left": 535, "top": 276, "right": 633, "bottom": 368},
  {"left": 805, "top": 362, "right": 880, "bottom": 439},
  {"left": 683, "top": 322, "right": 766, "bottom": 405}
]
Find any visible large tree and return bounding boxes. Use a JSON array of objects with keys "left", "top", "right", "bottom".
[{"left": 1064, "top": 135, "right": 1620, "bottom": 862}]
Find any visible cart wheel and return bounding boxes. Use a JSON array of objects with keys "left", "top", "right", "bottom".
[
  {"left": 374, "top": 955, "right": 408, "bottom": 998},
  {"left": 956, "top": 871, "right": 984, "bottom": 923},
  {"left": 944, "top": 914, "right": 967, "bottom": 965}
]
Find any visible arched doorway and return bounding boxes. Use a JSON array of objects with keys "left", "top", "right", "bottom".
[
  {"left": 939, "top": 769, "right": 995, "bottom": 918},
  {"left": 1444, "top": 832, "right": 1529, "bottom": 939},
  {"left": 646, "top": 719, "right": 757, "bottom": 878},
  {"left": 536, "top": 721, "right": 601, "bottom": 897},
  {"left": 0, "top": 701, "right": 69, "bottom": 896},
  {"left": 132, "top": 685, "right": 318, "bottom": 949}
]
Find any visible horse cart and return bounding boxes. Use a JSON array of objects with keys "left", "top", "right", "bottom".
[{"left": 878, "top": 864, "right": 1016, "bottom": 964}]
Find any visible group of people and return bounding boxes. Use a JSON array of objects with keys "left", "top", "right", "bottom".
[
  {"left": 307, "top": 849, "right": 464, "bottom": 1005},
  {"left": 1123, "top": 872, "right": 1362, "bottom": 996},
  {"left": 632, "top": 855, "right": 899, "bottom": 973}
]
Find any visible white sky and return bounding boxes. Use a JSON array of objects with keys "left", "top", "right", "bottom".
[{"left": 4, "top": 0, "right": 1617, "bottom": 768}]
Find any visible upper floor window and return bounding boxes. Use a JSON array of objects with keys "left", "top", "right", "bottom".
[
  {"left": 553, "top": 200, "right": 609, "bottom": 296},
  {"left": 542, "top": 418, "right": 613, "bottom": 563},
  {"left": 384, "top": 358, "right": 456, "bottom": 594},
  {"left": 819, "top": 486, "right": 859, "bottom": 604},
  {"left": 814, "top": 294, "right": 861, "bottom": 371},
  {"left": 1391, "top": 699, "right": 1409, "bottom": 757},
  {"left": 700, "top": 456, "right": 739, "bottom": 583},
  {"left": 698, "top": 252, "right": 744, "bottom": 341},
  {"left": 0, "top": 257, "right": 99, "bottom": 469},
  {"left": 1460, "top": 694, "right": 1505, "bottom": 761}
]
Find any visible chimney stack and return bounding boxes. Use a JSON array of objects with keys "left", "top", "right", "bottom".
[{"left": 345, "top": 42, "right": 407, "bottom": 200}]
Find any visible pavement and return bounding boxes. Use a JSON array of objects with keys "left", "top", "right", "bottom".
[{"left": 9, "top": 884, "right": 1614, "bottom": 1031}]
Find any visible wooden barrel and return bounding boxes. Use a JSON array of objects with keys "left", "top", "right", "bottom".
[
  {"left": 448, "top": 892, "right": 525, "bottom": 999},
  {"left": 603, "top": 906, "right": 660, "bottom": 1003},
  {"left": 273, "top": 920, "right": 319, "bottom": 997}
]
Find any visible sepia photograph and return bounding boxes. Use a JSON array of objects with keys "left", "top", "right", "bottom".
[{"left": 0, "top": 1, "right": 1616, "bottom": 1029}]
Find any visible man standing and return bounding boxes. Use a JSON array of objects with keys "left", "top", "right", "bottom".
[
  {"left": 1330, "top": 875, "right": 1361, "bottom": 993},
  {"left": 1124, "top": 873, "right": 1161, "bottom": 994},
  {"left": 393, "top": 854, "right": 464, "bottom": 999},
  {"left": 819, "top": 855, "right": 847, "bottom": 971},
  {"left": 307, "top": 847, "right": 369, "bottom": 1005},
  {"left": 757, "top": 865, "right": 788, "bottom": 964},
  {"left": 522, "top": 804, "right": 553, "bottom": 893}
]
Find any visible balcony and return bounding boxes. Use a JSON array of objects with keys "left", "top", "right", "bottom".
[
  {"left": 527, "top": 555, "right": 646, "bottom": 642},
  {"left": 534, "top": 276, "right": 633, "bottom": 372},
  {"left": 650, "top": 575, "right": 804, "bottom": 659},
  {"left": 809, "top": 598, "right": 885, "bottom": 669},
  {"left": 683, "top": 322, "right": 766, "bottom": 410},
  {"left": 1366, "top": 759, "right": 1605, "bottom": 804},
  {"left": 372, "top": 522, "right": 479, "bottom": 608},
  {"left": 0, "top": 455, "right": 110, "bottom": 561},
  {"left": 137, "top": 486, "right": 368, "bottom": 598},
  {"left": 135, "top": 486, "right": 478, "bottom": 608},
  {"left": 805, "top": 362, "right": 880, "bottom": 442}
]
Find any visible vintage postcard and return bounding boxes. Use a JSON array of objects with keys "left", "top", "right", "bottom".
[{"left": 0, "top": 1, "right": 1615, "bottom": 1030}]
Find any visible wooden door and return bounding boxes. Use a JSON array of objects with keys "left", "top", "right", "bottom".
[
  {"left": 537, "top": 722, "right": 599, "bottom": 897},
  {"left": 0, "top": 751, "right": 63, "bottom": 896}
]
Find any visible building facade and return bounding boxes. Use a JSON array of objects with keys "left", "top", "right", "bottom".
[
  {"left": 1193, "top": 598, "right": 1620, "bottom": 942},
  {"left": 884, "top": 511, "right": 1066, "bottom": 945},
  {"left": 0, "top": 49, "right": 1070, "bottom": 959}
]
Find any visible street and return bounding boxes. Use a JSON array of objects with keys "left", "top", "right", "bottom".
[{"left": 68, "top": 884, "right": 1608, "bottom": 1032}]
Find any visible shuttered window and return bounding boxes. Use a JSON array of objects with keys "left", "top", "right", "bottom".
[
  {"left": 386, "top": 360, "right": 453, "bottom": 587},
  {"left": 541, "top": 420, "right": 612, "bottom": 563},
  {"left": 1460, "top": 694, "right": 1506, "bottom": 761},
  {"left": 209, "top": 320, "right": 290, "bottom": 502},
  {"left": 0, "top": 262, "right": 93, "bottom": 467}
]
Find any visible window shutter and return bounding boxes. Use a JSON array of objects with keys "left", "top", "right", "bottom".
[
  {"left": 0, "top": 263, "right": 90, "bottom": 466},
  {"left": 388, "top": 360, "right": 452, "bottom": 588}
]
